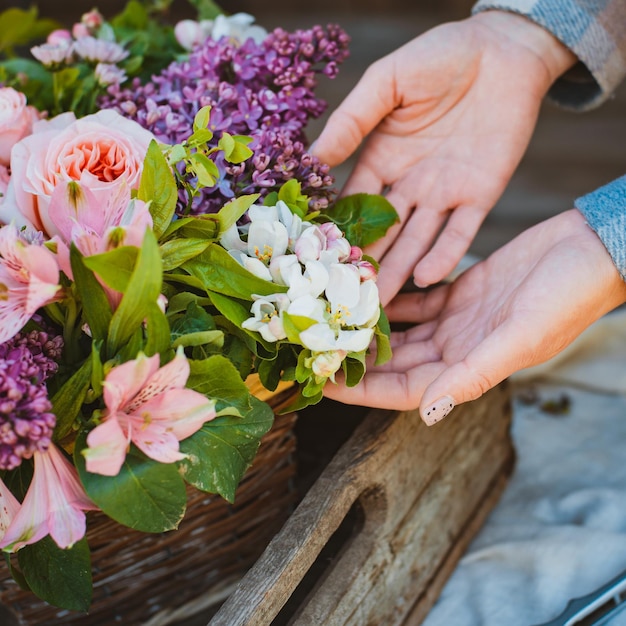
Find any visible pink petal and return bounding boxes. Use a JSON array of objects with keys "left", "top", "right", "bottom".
[
  {"left": 21, "top": 242, "right": 60, "bottom": 287},
  {"left": 131, "top": 422, "right": 187, "bottom": 465},
  {"left": 42, "top": 445, "right": 95, "bottom": 549},
  {"left": 0, "top": 270, "right": 33, "bottom": 344},
  {"left": 103, "top": 353, "right": 159, "bottom": 415},
  {"left": 0, "top": 455, "right": 51, "bottom": 552},
  {"left": 125, "top": 351, "right": 190, "bottom": 412},
  {"left": 0, "top": 478, "right": 21, "bottom": 537},
  {"left": 84, "top": 414, "right": 130, "bottom": 476},
  {"left": 138, "top": 390, "right": 216, "bottom": 440}
]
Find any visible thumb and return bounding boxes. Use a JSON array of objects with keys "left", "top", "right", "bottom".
[
  {"left": 311, "top": 59, "right": 397, "bottom": 167},
  {"left": 419, "top": 325, "right": 528, "bottom": 425}
]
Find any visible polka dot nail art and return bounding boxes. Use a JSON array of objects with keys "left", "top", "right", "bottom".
[{"left": 422, "top": 395, "right": 455, "bottom": 426}]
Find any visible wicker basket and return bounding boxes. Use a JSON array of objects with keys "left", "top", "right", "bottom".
[{"left": 0, "top": 380, "right": 299, "bottom": 626}]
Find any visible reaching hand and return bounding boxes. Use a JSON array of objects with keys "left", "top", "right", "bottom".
[
  {"left": 313, "top": 11, "right": 576, "bottom": 304},
  {"left": 323, "top": 210, "right": 626, "bottom": 423}
]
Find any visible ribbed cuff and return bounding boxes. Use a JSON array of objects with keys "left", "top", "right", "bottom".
[
  {"left": 575, "top": 175, "right": 626, "bottom": 281},
  {"left": 471, "top": 1, "right": 626, "bottom": 111}
]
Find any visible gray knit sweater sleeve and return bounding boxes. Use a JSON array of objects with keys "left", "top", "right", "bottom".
[
  {"left": 472, "top": 0, "right": 626, "bottom": 111},
  {"left": 575, "top": 177, "right": 626, "bottom": 281}
]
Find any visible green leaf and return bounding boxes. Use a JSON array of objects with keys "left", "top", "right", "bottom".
[
  {"left": 343, "top": 352, "right": 367, "bottom": 387},
  {"left": 280, "top": 387, "right": 322, "bottom": 413},
  {"left": 138, "top": 140, "right": 178, "bottom": 239},
  {"left": 328, "top": 193, "right": 400, "bottom": 248},
  {"left": 162, "top": 215, "right": 220, "bottom": 240},
  {"left": 217, "top": 131, "right": 235, "bottom": 157},
  {"left": 282, "top": 312, "right": 317, "bottom": 345},
  {"left": 188, "top": 128, "right": 213, "bottom": 147},
  {"left": 170, "top": 301, "right": 224, "bottom": 350},
  {"left": 173, "top": 330, "right": 223, "bottom": 349},
  {"left": 76, "top": 434, "right": 186, "bottom": 533},
  {"left": 18, "top": 537, "right": 92, "bottom": 612},
  {"left": 217, "top": 194, "right": 259, "bottom": 234},
  {"left": 179, "top": 395, "right": 274, "bottom": 502},
  {"left": 187, "top": 0, "right": 225, "bottom": 20},
  {"left": 160, "top": 238, "right": 211, "bottom": 271},
  {"left": 83, "top": 245, "right": 139, "bottom": 293},
  {"left": 188, "top": 151, "right": 219, "bottom": 187},
  {"left": 183, "top": 244, "right": 286, "bottom": 299},
  {"left": 51, "top": 359, "right": 92, "bottom": 441},
  {"left": 0, "top": 8, "right": 59, "bottom": 54},
  {"left": 374, "top": 306, "right": 392, "bottom": 366},
  {"left": 70, "top": 246, "right": 112, "bottom": 345},
  {"left": 107, "top": 229, "right": 162, "bottom": 356},
  {"left": 4, "top": 553, "right": 30, "bottom": 592},
  {"left": 187, "top": 355, "right": 251, "bottom": 416},
  {"left": 166, "top": 291, "right": 213, "bottom": 315},
  {"left": 277, "top": 179, "right": 309, "bottom": 217},
  {"left": 193, "top": 105, "right": 212, "bottom": 131},
  {"left": 144, "top": 302, "right": 172, "bottom": 358},
  {"left": 167, "top": 143, "right": 187, "bottom": 165},
  {"left": 222, "top": 134, "right": 253, "bottom": 164}
]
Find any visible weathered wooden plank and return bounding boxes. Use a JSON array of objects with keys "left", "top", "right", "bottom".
[{"left": 209, "top": 382, "right": 513, "bottom": 626}]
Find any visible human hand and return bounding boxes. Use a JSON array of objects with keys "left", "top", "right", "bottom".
[
  {"left": 313, "top": 11, "right": 576, "bottom": 304},
  {"left": 323, "top": 210, "right": 626, "bottom": 423}
]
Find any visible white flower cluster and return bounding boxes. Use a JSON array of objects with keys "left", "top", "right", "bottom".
[
  {"left": 221, "top": 201, "right": 380, "bottom": 380},
  {"left": 174, "top": 13, "right": 267, "bottom": 51},
  {"left": 30, "top": 11, "right": 128, "bottom": 86}
]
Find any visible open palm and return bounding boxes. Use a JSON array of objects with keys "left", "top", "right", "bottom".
[
  {"left": 313, "top": 12, "right": 575, "bottom": 304},
  {"left": 324, "top": 211, "right": 626, "bottom": 422}
]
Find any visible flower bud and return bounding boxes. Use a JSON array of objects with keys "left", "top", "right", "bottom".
[
  {"left": 81, "top": 9, "right": 104, "bottom": 31},
  {"left": 353, "top": 260, "right": 377, "bottom": 282},
  {"left": 311, "top": 350, "right": 346, "bottom": 380},
  {"left": 347, "top": 245, "right": 363, "bottom": 262},
  {"left": 295, "top": 226, "right": 325, "bottom": 263},
  {"left": 47, "top": 29, "right": 72, "bottom": 46}
]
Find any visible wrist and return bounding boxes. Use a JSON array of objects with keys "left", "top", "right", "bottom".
[
  {"left": 470, "top": 11, "right": 577, "bottom": 88},
  {"left": 567, "top": 209, "right": 626, "bottom": 307}
]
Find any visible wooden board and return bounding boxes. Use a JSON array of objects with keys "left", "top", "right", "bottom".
[{"left": 209, "top": 382, "right": 514, "bottom": 625}]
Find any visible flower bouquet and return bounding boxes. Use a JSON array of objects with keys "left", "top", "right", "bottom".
[{"left": 0, "top": 0, "right": 397, "bottom": 617}]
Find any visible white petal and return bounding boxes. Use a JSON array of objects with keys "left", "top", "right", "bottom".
[
  {"left": 351, "top": 280, "right": 381, "bottom": 327},
  {"left": 299, "top": 323, "right": 336, "bottom": 352},
  {"left": 326, "top": 263, "right": 361, "bottom": 310},
  {"left": 220, "top": 223, "right": 247, "bottom": 252},
  {"left": 334, "top": 328, "right": 375, "bottom": 352},
  {"left": 287, "top": 294, "right": 327, "bottom": 323}
]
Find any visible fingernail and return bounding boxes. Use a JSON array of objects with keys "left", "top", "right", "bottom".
[{"left": 422, "top": 395, "right": 455, "bottom": 426}]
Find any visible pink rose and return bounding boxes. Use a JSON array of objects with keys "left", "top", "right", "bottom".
[
  {"left": 0, "top": 87, "right": 39, "bottom": 166},
  {"left": 6, "top": 109, "right": 155, "bottom": 238},
  {"left": 0, "top": 165, "right": 9, "bottom": 202}
]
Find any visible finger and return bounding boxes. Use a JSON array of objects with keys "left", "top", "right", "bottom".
[
  {"left": 339, "top": 159, "right": 385, "bottom": 197},
  {"left": 388, "top": 320, "right": 437, "bottom": 348},
  {"left": 413, "top": 204, "right": 488, "bottom": 286},
  {"left": 310, "top": 59, "right": 398, "bottom": 167},
  {"left": 386, "top": 287, "right": 449, "bottom": 323},
  {"left": 374, "top": 209, "right": 447, "bottom": 307},
  {"left": 373, "top": 339, "right": 441, "bottom": 373},
  {"left": 418, "top": 321, "right": 530, "bottom": 426},
  {"left": 323, "top": 361, "right": 445, "bottom": 410},
  {"left": 362, "top": 182, "right": 418, "bottom": 262}
]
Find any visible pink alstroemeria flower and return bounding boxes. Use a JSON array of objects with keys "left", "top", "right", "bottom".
[
  {"left": 49, "top": 180, "right": 152, "bottom": 287},
  {"left": 0, "top": 478, "right": 20, "bottom": 539},
  {"left": 0, "top": 444, "right": 96, "bottom": 552},
  {"left": 83, "top": 349, "right": 217, "bottom": 477},
  {"left": 0, "top": 223, "right": 60, "bottom": 344}
]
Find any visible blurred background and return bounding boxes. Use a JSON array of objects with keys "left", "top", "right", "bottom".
[{"left": 13, "top": 0, "right": 626, "bottom": 261}]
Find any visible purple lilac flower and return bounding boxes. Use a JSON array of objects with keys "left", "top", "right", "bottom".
[
  {"left": 0, "top": 328, "right": 64, "bottom": 471},
  {"left": 101, "top": 23, "right": 350, "bottom": 215}
]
